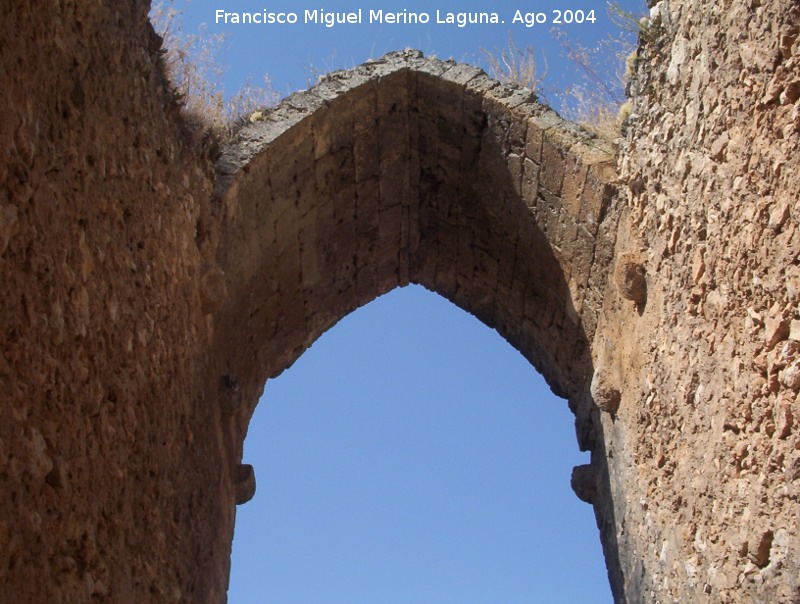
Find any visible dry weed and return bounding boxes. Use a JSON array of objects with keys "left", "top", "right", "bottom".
[
  {"left": 480, "top": 2, "right": 642, "bottom": 140},
  {"left": 481, "top": 35, "right": 547, "bottom": 93},
  {"left": 607, "top": 0, "right": 656, "bottom": 43},
  {"left": 551, "top": 26, "right": 635, "bottom": 139},
  {"left": 150, "top": 0, "right": 642, "bottom": 141},
  {"left": 149, "top": 0, "right": 279, "bottom": 137},
  {"left": 545, "top": 1, "right": 643, "bottom": 139}
]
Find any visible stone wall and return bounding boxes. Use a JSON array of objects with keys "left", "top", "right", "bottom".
[
  {"left": 0, "top": 1, "right": 797, "bottom": 603},
  {"left": 603, "top": 0, "right": 800, "bottom": 601},
  {"left": 0, "top": 3, "right": 232, "bottom": 601}
]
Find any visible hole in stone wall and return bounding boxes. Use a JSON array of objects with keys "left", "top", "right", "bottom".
[{"left": 229, "top": 285, "right": 611, "bottom": 603}]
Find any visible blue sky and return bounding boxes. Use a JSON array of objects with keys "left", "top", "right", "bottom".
[
  {"left": 158, "top": 1, "right": 643, "bottom": 601},
  {"left": 172, "top": 0, "right": 638, "bottom": 108},
  {"left": 230, "top": 287, "right": 612, "bottom": 603}
]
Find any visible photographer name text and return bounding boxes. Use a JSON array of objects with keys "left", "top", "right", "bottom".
[{"left": 214, "top": 8, "right": 599, "bottom": 28}]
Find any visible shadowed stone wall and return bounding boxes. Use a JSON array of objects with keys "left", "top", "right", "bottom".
[
  {"left": 0, "top": 2, "right": 228, "bottom": 601},
  {"left": 1, "top": 1, "right": 797, "bottom": 603}
]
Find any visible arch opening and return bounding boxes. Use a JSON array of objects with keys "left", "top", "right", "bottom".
[
  {"left": 228, "top": 286, "right": 612, "bottom": 603},
  {"left": 212, "top": 52, "right": 623, "bottom": 600}
]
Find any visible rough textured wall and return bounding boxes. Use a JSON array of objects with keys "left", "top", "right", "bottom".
[
  {"left": 601, "top": 0, "right": 800, "bottom": 601},
  {"left": 0, "top": 3, "right": 233, "bottom": 602}
]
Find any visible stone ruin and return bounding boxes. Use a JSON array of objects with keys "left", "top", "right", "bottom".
[{"left": 1, "top": 1, "right": 798, "bottom": 602}]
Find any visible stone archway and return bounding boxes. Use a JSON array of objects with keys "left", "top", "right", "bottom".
[
  {"left": 209, "top": 50, "right": 623, "bottom": 599},
  {"left": 5, "top": 3, "right": 799, "bottom": 600}
]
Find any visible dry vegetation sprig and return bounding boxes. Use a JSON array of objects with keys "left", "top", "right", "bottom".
[
  {"left": 551, "top": 25, "right": 635, "bottom": 139},
  {"left": 481, "top": 35, "right": 548, "bottom": 94},
  {"left": 225, "top": 74, "right": 281, "bottom": 131},
  {"left": 149, "top": 0, "right": 279, "bottom": 137},
  {"left": 480, "top": 1, "right": 641, "bottom": 140},
  {"left": 552, "top": 1, "right": 643, "bottom": 138},
  {"left": 607, "top": 0, "right": 657, "bottom": 44},
  {"left": 151, "top": 0, "right": 642, "bottom": 141}
]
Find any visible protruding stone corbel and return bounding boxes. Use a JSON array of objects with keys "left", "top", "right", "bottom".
[
  {"left": 591, "top": 367, "right": 622, "bottom": 415},
  {"left": 614, "top": 253, "right": 647, "bottom": 305},
  {"left": 200, "top": 265, "right": 227, "bottom": 314},
  {"left": 571, "top": 464, "right": 597, "bottom": 504},
  {"left": 219, "top": 374, "right": 242, "bottom": 415},
  {"left": 234, "top": 464, "right": 256, "bottom": 505}
]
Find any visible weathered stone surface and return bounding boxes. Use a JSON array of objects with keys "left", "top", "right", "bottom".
[
  {"left": 234, "top": 464, "right": 256, "bottom": 505},
  {"left": 571, "top": 464, "right": 597, "bottom": 504},
  {"left": 591, "top": 368, "right": 622, "bottom": 415},
  {"left": 2, "top": 2, "right": 799, "bottom": 603},
  {"left": 616, "top": 1, "right": 800, "bottom": 601},
  {"left": 613, "top": 253, "right": 647, "bottom": 304},
  {"left": 200, "top": 266, "right": 228, "bottom": 314},
  {"left": 748, "top": 530, "right": 774, "bottom": 569},
  {"left": 219, "top": 375, "right": 243, "bottom": 415},
  {"left": 0, "top": 4, "right": 226, "bottom": 602}
]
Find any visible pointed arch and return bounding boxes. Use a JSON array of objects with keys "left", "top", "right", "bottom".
[{"left": 211, "top": 50, "right": 623, "bottom": 598}]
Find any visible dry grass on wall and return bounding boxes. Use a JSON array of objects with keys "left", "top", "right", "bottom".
[
  {"left": 149, "top": 0, "right": 279, "bottom": 138},
  {"left": 151, "top": 0, "right": 648, "bottom": 142},
  {"left": 481, "top": 1, "right": 648, "bottom": 141}
]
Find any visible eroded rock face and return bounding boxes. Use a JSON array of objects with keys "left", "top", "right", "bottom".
[
  {"left": 571, "top": 464, "right": 598, "bottom": 504},
  {"left": 200, "top": 266, "right": 228, "bottom": 315},
  {"left": 591, "top": 368, "right": 622, "bottom": 415},
  {"left": 234, "top": 464, "right": 256, "bottom": 505},
  {"left": 613, "top": 253, "right": 647, "bottom": 305},
  {"left": 614, "top": 0, "right": 800, "bottom": 601},
  {"left": 0, "top": 3, "right": 226, "bottom": 602},
  {"left": 1, "top": 1, "right": 798, "bottom": 603}
]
